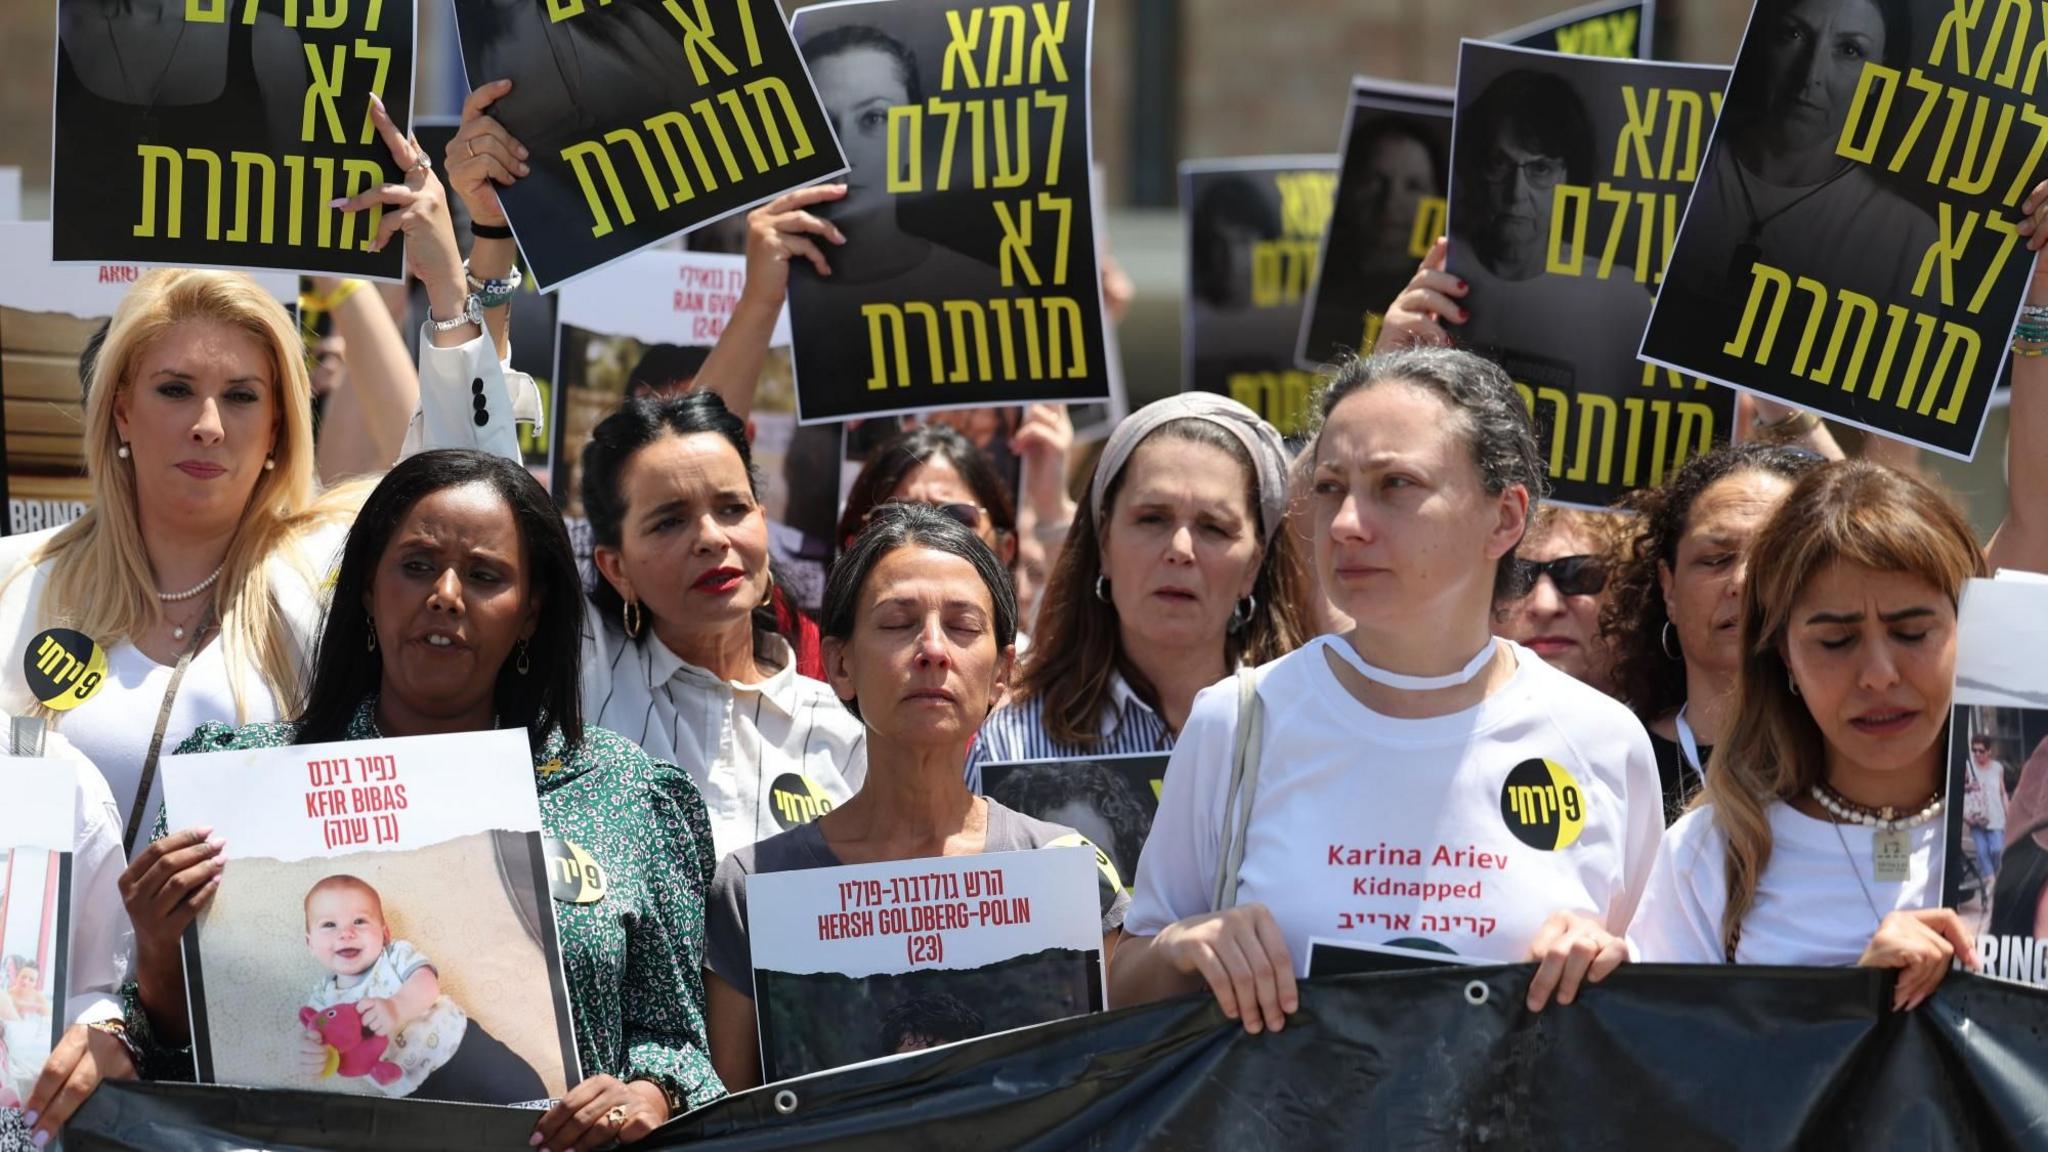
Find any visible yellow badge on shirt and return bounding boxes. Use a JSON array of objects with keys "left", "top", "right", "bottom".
[
  {"left": 769, "top": 773, "right": 836, "bottom": 830},
  {"left": 544, "top": 837, "right": 608, "bottom": 904},
  {"left": 1498, "top": 758, "right": 1587, "bottom": 851},
  {"left": 24, "top": 628, "right": 107, "bottom": 712},
  {"left": 1048, "top": 832, "right": 1124, "bottom": 894}
]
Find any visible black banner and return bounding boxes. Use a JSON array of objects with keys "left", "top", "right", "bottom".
[
  {"left": 1641, "top": 0, "right": 2042, "bottom": 460},
  {"left": 51, "top": 0, "right": 415, "bottom": 279},
  {"left": 1448, "top": 42, "right": 1736, "bottom": 509},
  {"left": 66, "top": 967, "right": 2048, "bottom": 1149},
  {"left": 449, "top": 0, "right": 845, "bottom": 291},
  {"left": 1296, "top": 82, "right": 1451, "bottom": 371},
  {"left": 1496, "top": 0, "right": 1655, "bottom": 59},
  {"left": 785, "top": 0, "right": 1109, "bottom": 424},
  {"left": 1183, "top": 158, "right": 1335, "bottom": 436}
]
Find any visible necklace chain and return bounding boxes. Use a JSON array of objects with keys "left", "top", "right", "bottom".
[
  {"left": 101, "top": 7, "right": 191, "bottom": 111},
  {"left": 1827, "top": 818, "right": 1888, "bottom": 931},
  {"left": 158, "top": 561, "right": 225, "bottom": 602}
]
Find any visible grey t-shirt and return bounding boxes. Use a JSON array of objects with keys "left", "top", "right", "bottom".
[{"left": 705, "top": 798, "right": 1130, "bottom": 994}]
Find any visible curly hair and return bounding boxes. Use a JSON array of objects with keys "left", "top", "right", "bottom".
[
  {"left": 986, "top": 759, "right": 1155, "bottom": 884},
  {"left": 1600, "top": 443, "right": 1823, "bottom": 724}
]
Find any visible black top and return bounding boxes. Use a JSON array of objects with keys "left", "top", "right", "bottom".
[{"left": 1650, "top": 730, "right": 1712, "bottom": 826}]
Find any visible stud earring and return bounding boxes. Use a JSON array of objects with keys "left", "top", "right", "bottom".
[
  {"left": 263, "top": 456, "right": 276, "bottom": 471},
  {"left": 116, "top": 444, "right": 131, "bottom": 459}
]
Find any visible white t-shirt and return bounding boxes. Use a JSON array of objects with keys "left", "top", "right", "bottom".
[
  {"left": 1628, "top": 801, "right": 1943, "bottom": 966},
  {"left": 582, "top": 613, "right": 867, "bottom": 860},
  {"left": 1126, "top": 637, "right": 1664, "bottom": 971}
]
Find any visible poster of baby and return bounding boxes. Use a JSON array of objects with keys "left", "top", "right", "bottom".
[
  {"left": 161, "top": 729, "right": 580, "bottom": 1104},
  {"left": 0, "top": 758, "right": 75, "bottom": 1113}
]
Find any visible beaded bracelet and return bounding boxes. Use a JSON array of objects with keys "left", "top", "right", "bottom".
[{"left": 463, "top": 259, "right": 524, "bottom": 308}]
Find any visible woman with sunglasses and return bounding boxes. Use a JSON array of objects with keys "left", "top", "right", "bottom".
[
  {"left": 965, "top": 394, "right": 1313, "bottom": 789},
  {"left": 838, "top": 423, "right": 1019, "bottom": 568},
  {"left": 1494, "top": 506, "right": 1626, "bottom": 697}
]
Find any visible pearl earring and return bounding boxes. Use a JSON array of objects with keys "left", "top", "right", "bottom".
[
  {"left": 263, "top": 457, "right": 275, "bottom": 471},
  {"left": 116, "top": 444, "right": 130, "bottom": 459}
]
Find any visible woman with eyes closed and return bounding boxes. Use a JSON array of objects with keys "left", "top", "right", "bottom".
[
  {"left": 1113, "top": 350, "right": 1664, "bottom": 1032},
  {"left": 702, "top": 505, "right": 1127, "bottom": 1091},
  {"left": 0, "top": 96, "right": 527, "bottom": 851},
  {"left": 964, "top": 394, "right": 1312, "bottom": 790},
  {"left": 577, "top": 392, "right": 867, "bottom": 861}
]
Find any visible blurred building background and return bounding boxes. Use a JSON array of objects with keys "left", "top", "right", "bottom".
[{"left": 0, "top": 0, "right": 2015, "bottom": 532}]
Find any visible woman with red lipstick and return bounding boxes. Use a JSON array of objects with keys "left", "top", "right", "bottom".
[
  {"left": 965, "top": 393, "right": 1313, "bottom": 791},
  {"left": 576, "top": 393, "right": 868, "bottom": 861},
  {"left": 702, "top": 504, "right": 1126, "bottom": 1091},
  {"left": 1113, "top": 349, "right": 1664, "bottom": 1031},
  {"left": 0, "top": 94, "right": 530, "bottom": 849},
  {"left": 1627, "top": 463, "right": 1983, "bottom": 996}
]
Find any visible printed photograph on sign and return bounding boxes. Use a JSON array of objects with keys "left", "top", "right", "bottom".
[
  {"left": 547, "top": 247, "right": 843, "bottom": 609},
  {"left": 49, "top": 0, "right": 416, "bottom": 279},
  {"left": 1944, "top": 577, "right": 2048, "bottom": 987},
  {"left": 1640, "top": 0, "right": 2037, "bottom": 459},
  {"left": 448, "top": 0, "right": 846, "bottom": 290},
  {"left": 1494, "top": 0, "right": 1655, "bottom": 59},
  {"left": 0, "top": 762, "right": 76, "bottom": 1114},
  {"left": 0, "top": 223, "right": 297, "bottom": 536},
  {"left": 162, "top": 730, "right": 580, "bottom": 1103},
  {"left": 1446, "top": 42, "right": 1735, "bottom": 508},
  {"left": 980, "top": 753, "right": 1166, "bottom": 892},
  {"left": 745, "top": 847, "right": 1108, "bottom": 1082},
  {"left": 1298, "top": 82, "right": 1452, "bottom": 371},
  {"left": 784, "top": 0, "right": 1110, "bottom": 423},
  {"left": 1182, "top": 158, "right": 1336, "bottom": 438}
]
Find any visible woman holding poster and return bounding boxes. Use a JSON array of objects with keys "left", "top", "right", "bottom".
[
  {"left": 1112, "top": 349, "right": 1665, "bottom": 1032},
  {"left": 965, "top": 394, "right": 1312, "bottom": 787},
  {"left": 0, "top": 93, "right": 526, "bottom": 858},
  {"left": 702, "top": 505, "right": 1127, "bottom": 1091},
  {"left": 45, "top": 451, "right": 721, "bottom": 1149}
]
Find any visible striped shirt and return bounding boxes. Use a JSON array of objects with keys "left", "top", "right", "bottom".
[
  {"left": 582, "top": 604, "right": 868, "bottom": 860},
  {"left": 966, "top": 673, "right": 1175, "bottom": 791}
]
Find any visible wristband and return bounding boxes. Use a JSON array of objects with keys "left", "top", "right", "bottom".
[
  {"left": 470, "top": 221, "right": 514, "bottom": 240},
  {"left": 464, "top": 259, "right": 524, "bottom": 308},
  {"left": 1754, "top": 409, "right": 1820, "bottom": 442}
]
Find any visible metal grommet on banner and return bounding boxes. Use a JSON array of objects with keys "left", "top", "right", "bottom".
[
  {"left": 1463, "top": 980, "right": 1489, "bottom": 1007},
  {"left": 773, "top": 1089, "right": 799, "bottom": 1115}
]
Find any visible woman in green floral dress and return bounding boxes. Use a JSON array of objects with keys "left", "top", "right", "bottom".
[{"left": 89, "top": 450, "right": 723, "bottom": 1150}]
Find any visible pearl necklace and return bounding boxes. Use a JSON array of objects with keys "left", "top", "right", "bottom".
[
  {"left": 157, "top": 562, "right": 225, "bottom": 603},
  {"left": 1807, "top": 783, "right": 1945, "bottom": 830}
]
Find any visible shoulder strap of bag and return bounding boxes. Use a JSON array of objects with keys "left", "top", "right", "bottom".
[
  {"left": 124, "top": 618, "right": 211, "bottom": 855},
  {"left": 8, "top": 715, "right": 44, "bottom": 758},
  {"left": 1211, "top": 666, "right": 1267, "bottom": 912}
]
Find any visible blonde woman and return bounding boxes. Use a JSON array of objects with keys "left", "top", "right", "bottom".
[{"left": 0, "top": 102, "right": 535, "bottom": 1148}]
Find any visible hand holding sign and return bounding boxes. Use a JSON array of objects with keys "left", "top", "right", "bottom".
[
  {"left": 445, "top": 80, "right": 531, "bottom": 229},
  {"left": 745, "top": 184, "right": 850, "bottom": 289},
  {"left": 1380, "top": 236, "right": 1465, "bottom": 351}
]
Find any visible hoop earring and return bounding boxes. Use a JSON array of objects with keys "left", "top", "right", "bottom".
[
  {"left": 1660, "top": 620, "right": 1681, "bottom": 661},
  {"left": 365, "top": 613, "right": 378, "bottom": 652},
  {"left": 1228, "top": 594, "right": 1257, "bottom": 634},
  {"left": 761, "top": 569, "right": 777, "bottom": 609},
  {"left": 622, "top": 598, "right": 644, "bottom": 640},
  {"left": 1094, "top": 575, "right": 1111, "bottom": 604},
  {"left": 516, "top": 640, "right": 531, "bottom": 676},
  {"left": 1788, "top": 677, "right": 1801, "bottom": 697}
]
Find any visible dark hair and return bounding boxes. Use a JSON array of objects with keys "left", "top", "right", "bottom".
[
  {"left": 822, "top": 504, "right": 1017, "bottom": 721},
  {"left": 79, "top": 320, "right": 110, "bottom": 402},
  {"left": 987, "top": 760, "right": 1153, "bottom": 884},
  {"left": 295, "top": 450, "right": 584, "bottom": 754},
  {"left": 579, "top": 391, "right": 789, "bottom": 649},
  {"left": 626, "top": 344, "right": 710, "bottom": 396},
  {"left": 1601, "top": 442, "right": 1824, "bottom": 724},
  {"left": 837, "top": 424, "right": 1016, "bottom": 548},
  {"left": 801, "top": 23, "right": 924, "bottom": 105},
  {"left": 1315, "top": 348, "right": 1547, "bottom": 602},
  {"left": 1190, "top": 175, "right": 1280, "bottom": 308},
  {"left": 1734, "top": 0, "right": 1915, "bottom": 120},
  {"left": 876, "top": 992, "right": 983, "bottom": 1052},
  {"left": 1456, "top": 70, "right": 1596, "bottom": 191},
  {"left": 1016, "top": 419, "right": 1313, "bottom": 746}
]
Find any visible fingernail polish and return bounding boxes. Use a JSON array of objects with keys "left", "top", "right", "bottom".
[
  {"left": 22, "top": 1110, "right": 37, "bottom": 1127},
  {"left": 1456, "top": 280, "right": 1468, "bottom": 292},
  {"left": 327, "top": 198, "right": 348, "bottom": 209},
  {"left": 529, "top": 1136, "right": 544, "bottom": 1148},
  {"left": 31, "top": 1131, "right": 47, "bottom": 1149}
]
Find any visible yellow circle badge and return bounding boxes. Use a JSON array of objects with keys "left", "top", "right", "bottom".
[
  {"left": 1498, "top": 758, "right": 1587, "bottom": 851},
  {"left": 24, "top": 628, "right": 108, "bottom": 712},
  {"left": 769, "top": 773, "right": 836, "bottom": 830},
  {"left": 543, "top": 837, "right": 609, "bottom": 905}
]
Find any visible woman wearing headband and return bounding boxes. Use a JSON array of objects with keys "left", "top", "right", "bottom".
[
  {"left": 965, "top": 395, "right": 1312, "bottom": 789},
  {"left": 1112, "top": 350, "right": 1664, "bottom": 1030}
]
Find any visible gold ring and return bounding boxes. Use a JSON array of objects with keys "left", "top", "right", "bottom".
[
  {"left": 604, "top": 1104, "right": 630, "bottom": 1127},
  {"left": 466, "top": 138, "right": 477, "bottom": 159}
]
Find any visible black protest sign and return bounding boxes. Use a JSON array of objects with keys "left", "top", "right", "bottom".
[
  {"left": 1297, "top": 81, "right": 1451, "bottom": 371},
  {"left": 785, "top": 0, "right": 1109, "bottom": 424},
  {"left": 1495, "top": 0, "right": 1654, "bottom": 59},
  {"left": 1183, "top": 158, "right": 1336, "bottom": 436},
  {"left": 449, "top": 0, "right": 845, "bottom": 292},
  {"left": 51, "top": 0, "right": 414, "bottom": 279},
  {"left": 1641, "top": 0, "right": 2044, "bottom": 460},
  {"left": 1447, "top": 43, "right": 1735, "bottom": 509}
]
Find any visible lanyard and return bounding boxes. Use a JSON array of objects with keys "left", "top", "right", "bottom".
[{"left": 1674, "top": 703, "right": 1707, "bottom": 794}]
